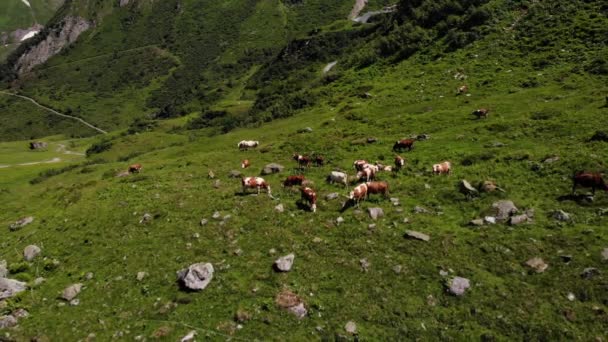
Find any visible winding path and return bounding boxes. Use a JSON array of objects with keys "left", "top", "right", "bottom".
[{"left": 0, "top": 90, "right": 108, "bottom": 134}]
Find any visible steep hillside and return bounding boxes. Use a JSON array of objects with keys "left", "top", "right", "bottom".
[{"left": 1, "top": 0, "right": 608, "bottom": 340}]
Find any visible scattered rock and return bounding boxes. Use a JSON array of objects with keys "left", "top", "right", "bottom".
[
  {"left": 213, "top": 179, "right": 221, "bottom": 188},
  {"left": 368, "top": 207, "right": 384, "bottom": 220},
  {"left": 61, "top": 283, "right": 83, "bottom": 301},
  {"left": 469, "top": 219, "right": 484, "bottom": 226},
  {"left": 393, "top": 265, "right": 402, "bottom": 274},
  {"left": 208, "top": 170, "right": 215, "bottom": 179},
  {"left": 552, "top": 210, "right": 571, "bottom": 222},
  {"left": 228, "top": 170, "right": 242, "bottom": 178},
  {"left": 543, "top": 156, "right": 560, "bottom": 164},
  {"left": 85, "top": 272, "right": 93, "bottom": 280},
  {"left": 275, "top": 289, "right": 307, "bottom": 319},
  {"left": 274, "top": 254, "right": 295, "bottom": 272},
  {"left": 447, "top": 276, "right": 470, "bottom": 296},
  {"left": 9, "top": 216, "right": 34, "bottom": 231},
  {"left": 139, "top": 213, "right": 153, "bottom": 224},
  {"left": 560, "top": 255, "right": 573, "bottom": 263},
  {"left": 413, "top": 206, "right": 430, "bottom": 214},
  {"left": 417, "top": 134, "right": 430, "bottom": 141},
  {"left": 509, "top": 214, "right": 530, "bottom": 225},
  {"left": 34, "top": 277, "right": 45, "bottom": 286},
  {"left": 602, "top": 248, "right": 608, "bottom": 261},
  {"left": 0, "top": 315, "right": 18, "bottom": 329},
  {"left": 261, "top": 163, "right": 284, "bottom": 175},
  {"left": 567, "top": 292, "right": 576, "bottom": 301},
  {"left": 360, "top": 258, "right": 370, "bottom": 272},
  {"left": 345, "top": 321, "right": 357, "bottom": 334},
  {"left": 12, "top": 309, "right": 28, "bottom": 319},
  {"left": 0, "top": 260, "right": 7, "bottom": 278},
  {"left": 563, "top": 309, "right": 576, "bottom": 322},
  {"left": 212, "top": 211, "right": 222, "bottom": 220},
  {"left": 525, "top": 257, "right": 548, "bottom": 273},
  {"left": 426, "top": 294, "right": 437, "bottom": 306},
  {"left": 402, "top": 218, "right": 410, "bottom": 224},
  {"left": 180, "top": 330, "right": 197, "bottom": 342},
  {"left": 367, "top": 137, "right": 377, "bottom": 143},
  {"left": 325, "top": 193, "right": 339, "bottom": 201},
  {"left": 298, "top": 127, "right": 313, "bottom": 133},
  {"left": 200, "top": 219, "right": 208, "bottom": 226},
  {"left": 336, "top": 217, "right": 345, "bottom": 225},
  {"left": 136, "top": 272, "right": 147, "bottom": 282},
  {"left": 581, "top": 267, "right": 599, "bottom": 279},
  {"left": 484, "top": 216, "right": 496, "bottom": 224},
  {"left": 177, "top": 263, "right": 214, "bottom": 291},
  {"left": 274, "top": 204, "right": 284, "bottom": 213},
  {"left": 23, "top": 245, "right": 41, "bottom": 261},
  {"left": 404, "top": 230, "right": 430, "bottom": 242},
  {"left": 70, "top": 298, "right": 80, "bottom": 306},
  {"left": 459, "top": 180, "right": 479, "bottom": 198},
  {"left": 0, "top": 278, "right": 27, "bottom": 300},
  {"left": 491, "top": 200, "right": 518, "bottom": 221},
  {"left": 234, "top": 309, "right": 252, "bottom": 323}
]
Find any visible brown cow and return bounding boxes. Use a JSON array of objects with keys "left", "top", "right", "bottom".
[
  {"left": 393, "top": 139, "right": 415, "bottom": 152},
  {"left": 432, "top": 161, "right": 452, "bottom": 175},
  {"left": 394, "top": 155, "right": 405, "bottom": 170},
  {"left": 472, "top": 108, "right": 490, "bottom": 119},
  {"left": 366, "top": 181, "right": 389, "bottom": 198},
  {"left": 293, "top": 154, "right": 311, "bottom": 168},
  {"left": 241, "top": 159, "right": 250, "bottom": 169},
  {"left": 314, "top": 156, "right": 325, "bottom": 166},
  {"left": 300, "top": 187, "right": 317, "bottom": 212},
  {"left": 128, "top": 163, "right": 142, "bottom": 173},
  {"left": 284, "top": 175, "right": 305, "bottom": 187},
  {"left": 572, "top": 171, "right": 608, "bottom": 195},
  {"left": 348, "top": 183, "right": 368, "bottom": 207}
]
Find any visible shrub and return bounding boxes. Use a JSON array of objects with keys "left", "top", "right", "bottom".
[{"left": 86, "top": 140, "right": 113, "bottom": 157}]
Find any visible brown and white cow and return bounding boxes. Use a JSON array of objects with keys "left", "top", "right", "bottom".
[
  {"left": 314, "top": 155, "right": 325, "bottom": 166},
  {"left": 300, "top": 187, "right": 317, "bottom": 212},
  {"left": 457, "top": 85, "right": 469, "bottom": 95},
  {"left": 393, "top": 139, "right": 415, "bottom": 152},
  {"left": 128, "top": 163, "right": 142, "bottom": 173},
  {"left": 357, "top": 167, "right": 376, "bottom": 182},
  {"left": 242, "top": 177, "right": 272, "bottom": 196},
  {"left": 353, "top": 160, "right": 368, "bottom": 171},
  {"left": 366, "top": 181, "right": 389, "bottom": 198},
  {"left": 394, "top": 155, "right": 405, "bottom": 170},
  {"left": 348, "top": 183, "right": 368, "bottom": 207},
  {"left": 293, "top": 154, "right": 312, "bottom": 168},
  {"left": 432, "top": 161, "right": 452, "bottom": 175},
  {"left": 472, "top": 108, "right": 490, "bottom": 119},
  {"left": 241, "top": 159, "right": 251, "bottom": 169},
  {"left": 284, "top": 175, "right": 305, "bottom": 187},
  {"left": 572, "top": 171, "right": 608, "bottom": 195}
]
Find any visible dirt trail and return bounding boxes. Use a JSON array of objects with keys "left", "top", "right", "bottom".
[
  {"left": 0, "top": 157, "right": 62, "bottom": 169},
  {"left": 0, "top": 91, "right": 108, "bottom": 134},
  {"left": 56, "top": 144, "right": 85, "bottom": 156}
]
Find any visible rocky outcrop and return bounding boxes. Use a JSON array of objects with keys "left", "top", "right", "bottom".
[{"left": 15, "top": 17, "right": 92, "bottom": 73}]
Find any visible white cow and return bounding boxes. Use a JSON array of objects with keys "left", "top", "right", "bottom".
[
  {"left": 326, "top": 171, "right": 348, "bottom": 187},
  {"left": 238, "top": 140, "right": 259, "bottom": 150}
]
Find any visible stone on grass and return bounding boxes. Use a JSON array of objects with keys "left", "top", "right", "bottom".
[
  {"left": 213, "top": 180, "right": 221, "bottom": 189},
  {"left": 447, "top": 276, "right": 470, "bottom": 296},
  {"left": 602, "top": 248, "right": 608, "bottom": 261},
  {"left": 525, "top": 257, "right": 548, "bottom": 273},
  {"left": 414, "top": 206, "right": 430, "bottom": 214},
  {"left": 136, "top": 272, "right": 147, "bottom": 282},
  {"left": 393, "top": 265, "right": 402, "bottom": 274},
  {"left": 459, "top": 180, "right": 479, "bottom": 197},
  {"left": 0, "top": 260, "right": 7, "bottom": 278},
  {"left": 404, "top": 230, "right": 430, "bottom": 242},
  {"left": 469, "top": 219, "right": 484, "bottom": 226},
  {"left": 274, "top": 204, "right": 284, "bottom": 213},
  {"left": 336, "top": 217, "right": 345, "bottom": 225},
  {"left": 180, "top": 330, "right": 197, "bottom": 342},
  {"left": 274, "top": 254, "right": 295, "bottom": 272},
  {"left": 261, "top": 163, "right": 284, "bottom": 175},
  {"left": 367, "top": 207, "right": 384, "bottom": 220},
  {"left": 23, "top": 245, "right": 41, "bottom": 261},
  {"left": 325, "top": 193, "right": 339, "bottom": 201},
  {"left": 228, "top": 170, "right": 242, "bottom": 178},
  {"left": 484, "top": 216, "right": 496, "bottom": 224},
  {"left": 61, "top": 283, "right": 83, "bottom": 301},
  {"left": 9, "top": 216, "right": 34, "bottom": 231},
  {"left": 0, "top": 315, "right": 18, "bottom": 329},
  {"left": 509, "top": 214, "right": 530, "bottom": 225},
  {"left": 491, "top": 200, "right": 518, "bottom": 221},
  {"left": 552, "top": 210, "right": 571, "bottom": 222},
  {"left": 200, "top": 219, "right": 208, "bottom": 226},
  {"left": 275, "top": 289, "right": 307, "bottom": 319},
  {"left": 12, "top": 309, "right": 28, "bottom": 319},
  {"left": 0, "top": 278, "right": 27, "bottom": 300},
  {"left": 360, "top": 258, "right": 370, "bottom": 272},
  {"left": 212, "top": 211, "right": 221, "bottom": 220},
  {"left": 139, "top": 213, "right": 153, "bottom": 224},
  {"left": 581, "top": 267, "right": 599, "bottom": 279},
  {"left": 345, "top": 321, "right": 357, "bottom": 334},
  {"left": 177, "top": 263, "right": 214, "bottom": 291}
]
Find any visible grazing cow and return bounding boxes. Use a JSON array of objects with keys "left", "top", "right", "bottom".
[
  {"left": 327, "top": 171, "right": 348, "bottom": 188},
  {"left": 241, "top": 159, "right": 250, "bottom": 169},
  {"left": 393, "top": 139, "right": 415, "bottom": 152},
  {"left": 457, "top": 85, "right": 469, "bottom": 95},
  {"left": 238, "top": 140, "right": 259, "bottom": 150},
  {"left": 353, "top": 160, "right": 368, "bottom": 171},
  {"left": 572, "top": 171, "right": 608, "bottom": 195},
  {"left": 314, "top": 155, "right": 325, "bottom": 166},
  {"left": 348, "top": 183, "right": 368, "bottom": 207},
  {"left": 128, "top": 163, "right": 142, "bottom": 173},
  {"left": 284, "top": 175, "right": 305, "bottom": 187},
  {"left": 395, "top": 155, "right": 405, "bottom": 170},
  {"left": 366, "top": 181, "right": 389, "bottom": 198},
  {"left": 293, "top": 154, "right": 312, "bottom": 168},
  {"left": 300, "top": 187, "right": 317, "bottom": 212},
  {"left": 432, "top": 161, "right": 452, "bottom": 175},
  {"left": 242, "top": 177, "right": 272, "bottom": 196},
  {"left": 472, "top": 108, "right": 490, "bottom": 119},
  {"left": 357, "top": 167, "right": 376, "bottom": 182}
]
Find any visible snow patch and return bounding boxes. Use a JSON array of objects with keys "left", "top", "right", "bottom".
[
  {"left": 20, "top": 0, "right": 32, "bottom": 8},
  {"left": 20, "top": 30, "right": 39, "bottom": 42}
]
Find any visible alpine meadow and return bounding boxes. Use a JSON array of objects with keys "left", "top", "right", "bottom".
[{"left": 1, "top": 0, "right": 607, "bottom": 340}]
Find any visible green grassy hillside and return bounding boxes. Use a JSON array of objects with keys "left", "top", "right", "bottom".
[{"left": 1, "top": 0, "right": 608, "bottom": 340}]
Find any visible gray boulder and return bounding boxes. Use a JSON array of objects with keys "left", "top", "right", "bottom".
[
  {"left": 228, "top": 170, "right": 242, "bottom": 178},
  {"left": 261, "top": 163, "right": 284, "bottom": 175},
  {"left": 61, "top": 283, "right": 83, "bottom": 301},
  {"left": 274, "top": 204, "right": 284, "bottom": 213},
  {"left": 177, "top": 263, "right": 214, "bottom": 291},
  {"left": 0, "top": 315, "right": 18, "bottom": 329},
  {"left": 469, "top": 219, "right": 484, "bottom": 226},
  {"left": 552, "top": 210, "right": 571, "bottom": 222},
  {"left": 368, "top": 207, "right": 384, "bottom": 220},
  {"left": 274, "top": 254, "right": 295, "bottom": 272},
  {"left": 459, "top": 180, "right": 479, "bottom": 198},
  {"left": 345, "top": 321, "right": 357, "bottom": 334},
  {"left": 491, "top": 200, "right": 518, "bottom": 221},
  {"left": 0, "top": 278, "right": 27, "bottom": 300},
  {"left": 447, "top": 276, "right": 470, "bottom": 296},
  {"left": 9, "top": 216, "right": 34, "bottom": 231},
  {"left": 404, "top": 230, "right": 430, "bottom": 242},
  {"left": 0, "top": 260, "right": 7, "bottom": 278},
  {"left": 509, "top": 214, "right": 530, "bottom": 225},
  {"left": 23, "top": 245, "right": 41, "bottom": 261},
  {"left": 602, "top": 248, "right": 608, "bottom": 261},
  {"left": 325, "top": 193, "right": 339, "bottom": 201},
  {"left": 525, "top": 257, "right": 548, "bottom": 273},
  {"left": 413, "top": 206, "right": 430, "bottom": 214}
]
